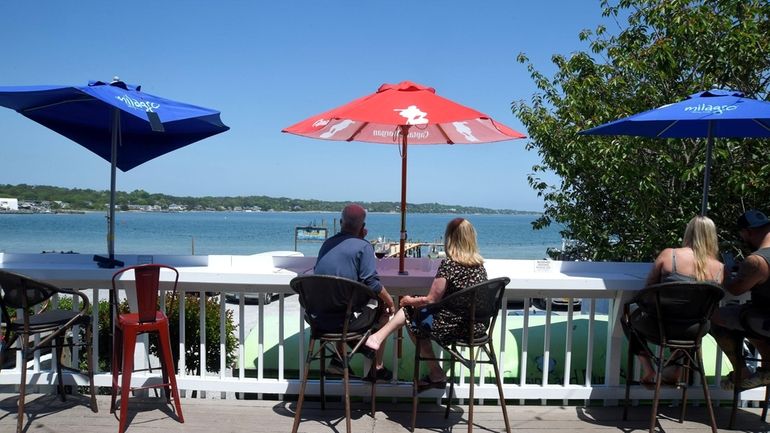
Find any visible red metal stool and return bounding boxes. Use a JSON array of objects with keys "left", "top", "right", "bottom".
[{"left": 110, "top": 264, "right": 184, "bottom": 433}]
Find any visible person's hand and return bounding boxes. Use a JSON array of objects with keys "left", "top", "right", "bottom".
[
  {"left": 384, "top": 297, "right": 396, "bottom": 315},
  {"left": 400, "top": 296, "right": 416, "bottom": 308}
]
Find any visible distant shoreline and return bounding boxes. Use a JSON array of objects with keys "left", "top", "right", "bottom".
[
  {"left": 0, "top": 209, "right": 85, "bottom": 215},
  {"left": 0, "top": 209, "right": 542, "bottom": 216},
  {"left": 0, "top": 184, "right": 541, "bottom": 215}
]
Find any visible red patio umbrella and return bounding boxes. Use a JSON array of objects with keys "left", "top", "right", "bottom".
[{"left": 283, "top": 81, "right": 525, "bottom": 274}]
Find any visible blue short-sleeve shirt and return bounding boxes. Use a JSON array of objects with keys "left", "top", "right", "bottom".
[{"left": 314, "top": 232, "right": 383, "bottom": 293}]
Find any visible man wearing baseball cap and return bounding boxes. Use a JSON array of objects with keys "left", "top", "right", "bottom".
[{"left": 711, "top": 209, "right": 770, "bottom": 389}]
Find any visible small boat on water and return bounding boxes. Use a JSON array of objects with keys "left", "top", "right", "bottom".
[
  {"left": 371, "top": 238, "right": 445, "bottom": 259},
  {"left": 295, "top": 227, "right": 327, "bottom": 240}
]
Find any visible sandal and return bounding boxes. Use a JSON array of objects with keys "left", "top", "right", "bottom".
[
  {"left": 417, "top": 375, "right": 447, "bottom": 392},
  {"left": 362, "top": 366, "right": 393, "bottom": 383},
  {"left": 721, "top": 371, "right": 736, "bottom": 390},
  {"left": 632, "top": 377, "right": 676, "bottom": 390}
]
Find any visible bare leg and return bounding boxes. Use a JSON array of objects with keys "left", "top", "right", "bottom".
[
  {"left": 638, "top": 354, "right": 656, "bottom": 383},
  {"left": 710, "top": 322, "right": 751, "bottom": 377},
  {"left": 415, "top": 338, "right": 446, "bottom": 381},
  {"left": 366, "top": 309, "right": 406, "bottom": 353}
]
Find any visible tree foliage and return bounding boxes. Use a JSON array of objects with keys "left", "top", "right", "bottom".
[{"left": 513, "top": 0, "right": 770, "bottom": 261}]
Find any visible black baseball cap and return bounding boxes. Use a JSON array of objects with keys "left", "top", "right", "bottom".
[{"left": 737, "top": 209, "right": 770, "bottom": 229}]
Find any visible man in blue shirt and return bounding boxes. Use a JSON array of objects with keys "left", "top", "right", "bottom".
[{"left": 315, "top": 203, "right": 395, "bottom": 381}]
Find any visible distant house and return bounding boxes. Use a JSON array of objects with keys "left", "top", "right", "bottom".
[{"left": 0, "top": 198, "right": 18, "bottom": 211}]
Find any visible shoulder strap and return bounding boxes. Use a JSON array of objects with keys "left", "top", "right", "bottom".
[{"left": 671, "top": 249, "right": 677, "bottom": 273}]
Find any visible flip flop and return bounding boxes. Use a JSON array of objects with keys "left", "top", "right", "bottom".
[
  {"left": 630, "top": 379, "right": 656, "bottom": 390},
  {"left": 631, "top": 376, "right": 679, "bottom": 390},
  {"left": 721, "top": 371, "right": 736, "bottom": 390},
  {"left": 417, "top": 375, "right": 447, "bottom": 393}
]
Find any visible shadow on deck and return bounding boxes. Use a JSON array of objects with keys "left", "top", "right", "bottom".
[{"left": 1, "top": 393, "right": 769, "bottom": 432}]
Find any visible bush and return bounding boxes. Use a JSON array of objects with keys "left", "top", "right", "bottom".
[
  {"left": 53, "top": 296, "right": 112, "bottom": 372},
  {"left": 59, "top": 293, "right": 238, "bottom": 375},
  {"left": 153, "top": 293, "right": 239, "bottom": 375}
]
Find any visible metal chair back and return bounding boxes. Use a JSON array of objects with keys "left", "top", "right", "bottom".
[
  {"left": 623, "top": 280, "right": 723, "bottom": 433},
  {"left": 411, "top": 276, "right": 511, "bottom": 433},
  {"left": 111, "top": 264, "right": 179, "bottom": 323},
  {"left": 289, "top": 274, "right": 381, "bottom": 433},
  {"left": 290, "top": 274, "right": 379, "bottom": 336}
]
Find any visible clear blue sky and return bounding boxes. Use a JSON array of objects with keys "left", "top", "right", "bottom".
[{"left": 0, "top": 1, "right": 613, "bottom": 211}]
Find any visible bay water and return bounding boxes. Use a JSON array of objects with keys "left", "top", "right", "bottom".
[{"left": 0, "top": 211, "right": 562, "bottom": 259}]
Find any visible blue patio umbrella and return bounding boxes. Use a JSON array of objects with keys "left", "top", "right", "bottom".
[
  {"left": 0, "top": 79, "right": 229, "bottom": 264},
  {"left": 581, "top": 89, "right": 770, "bottom": 215}
]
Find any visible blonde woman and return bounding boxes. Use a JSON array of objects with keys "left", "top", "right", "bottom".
[
  {"left": 645, "top": 215, "right": 725, "bottom": 286},
  {"left": 623, "top": 215, "right": 725, "bottom": 386},
  {"left": 365, "top": 218, "right": 487, "bottom": 390}
]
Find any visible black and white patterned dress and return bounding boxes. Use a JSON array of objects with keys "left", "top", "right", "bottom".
[{"left": 406, "top": 258, "right": 488, "bottom": 344}]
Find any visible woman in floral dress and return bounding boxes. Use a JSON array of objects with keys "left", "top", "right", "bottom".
[{"left": 365, "top": 217, "right": 487, "bottom": 390}]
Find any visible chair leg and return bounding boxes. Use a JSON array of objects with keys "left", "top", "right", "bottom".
[
  {"left": 762, "top": 385, "right": 770, "bottom": 422},
  {"left": 467, "top": 346, "right": 475, "bottom": 433},
  {"left": 730, "top": 357, "right": 745, "bottom": 429},
  {"left": 84, "top": 324, "right": 97, "bottom": 413},
  {"left": 292, "top": 338, "right": 315, "bottom": 433},
  {"left": 696, "top": 348, "right": 718, "bottom": 433},
  {"left": 342, "top": 345, "right": 352, "bottom": 433},
  {"left": 623, "top": 341, "right": 633, "bottom": 421},
  {"left": 118, "top": 330, "right": 137, "bottom": 433},
  {"left": 411, "top": 338, "right": 421, "bottom": 433},
  {"left": 155, "top": 330, "right": 171, "bottom": 402},
  {"left": 488, "top": 343, "right": 511, "bottom": 433},
  {"left": 446, "top": 350, "right": 456, "bottom": 420},
  {"left": 320, "top": 344, "right": 326, "bottom": 411},
  {"left": 649, "top": 345, "right": 665, "bottom": 433},
  {"left": 17, "top": 334, "right": 29, "bottom": 433},
  {"left": 158, "top": 325, "right": 184, "bottom": 423},
  {"left": 678, "top": 352, "right": 690, "bottom": 423},
  {"left": 159, "top": 344, "right": 171, "bottom": 402},
  {"left": 110, "top": 327, "right": 123, "bottom": 414},
  {"left": 369, "top": 346, "right": 376, "bottom": 419},
  {"left": 55, "top": 335, "right": 66, "bottom": 402}
]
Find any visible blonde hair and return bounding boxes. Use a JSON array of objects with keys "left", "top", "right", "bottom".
[
  {"left": 444, "top": 218, "right": 484, "bottom": 266},
  {"left": 682, "top": 215, "right": 719, "bottom": 281}
]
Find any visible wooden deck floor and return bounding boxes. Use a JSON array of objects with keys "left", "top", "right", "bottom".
[{"left": 1, "top": 393, "right": 769, "bottom": 432}]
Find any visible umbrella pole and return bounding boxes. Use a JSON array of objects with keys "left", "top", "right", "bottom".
[
  {"left": 399, "top": 125, "right": 410, "bottom": 275},
  {"left": 109, "top": 109, "right": 119, "bottom": 259},
  {"left": 107, "top": 109, "right": 120, "bottom": 361},
  {"left": 701, "top": 122, "right": 714, "bottom": 216}
]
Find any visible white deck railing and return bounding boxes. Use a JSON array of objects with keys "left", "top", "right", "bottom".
[{"left": 0, "top": 253, "right": 763, "bottom": 405}]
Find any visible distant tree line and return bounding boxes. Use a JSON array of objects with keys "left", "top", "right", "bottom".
[{"left": 0, "top": 184, "right": 536, "bottom": 215}]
